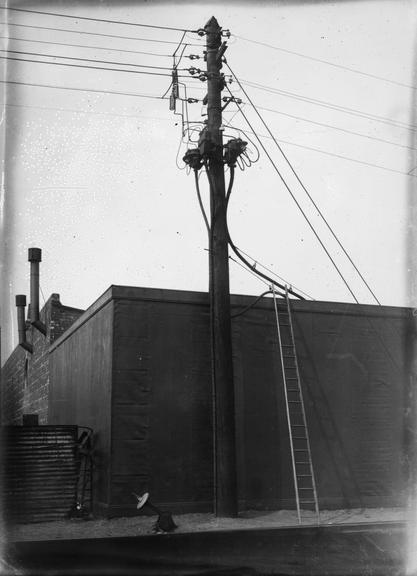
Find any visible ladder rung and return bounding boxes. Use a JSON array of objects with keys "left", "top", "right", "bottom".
[
  {"left": 297, "top": 474, "right": 312, "bottom": 478},
  {"left": 294, "top": 449, "right": 309, "bottom": 451},
  {"left": 300, "top": 500, "right": 316, "bottom": 504},
  {"left": 288, "top": 400, "right": 301, "bottom": 404},
  {"left": 296, "top": 462, "right": 310, "bottom": 464},
  {"left": 293, "top": 436, "right": 307, "bottom": 439},
  {"left": 292, "top": 424, "right": 305, "bottom": 427},
  {"left": 299, "top": 488, "right": 314, "bottom": 491}
]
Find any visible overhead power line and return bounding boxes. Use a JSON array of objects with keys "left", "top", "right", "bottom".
[
  {"left": 2, "top": 22, "right": 204, "bottom": 46},
  {"left": 242, "top": 79, "right": 417, "bottom": 133},
  {"left": 227, "top": 123, "right": 415, "bottom": 178},
  {"left": 0, "top": 55, "right": 176, "bottom": 77},
  {"left": 227, "top": 62, "right": 381, "bottom": 305},
  {"left": 3, "top": 35, "right": 172, "bottom": 58},
  {"left": 4, "top": 102, "right": 173, "bottom": 123},
  {"left": 224, "top": 84, "right": 360, "bottom": 304},
  {"left": 257, "top": 105, "right": 417, "bottom": 152},
  {"left": 232, "top": 245, "right": 314, "bottom": 300},
  {"left": 0, "top": 79, "right": 168, "bottom": 100},
  {"left": 0, "top": 48, "right": 178, "bottom": 71},
  {"left": 1, "top": 6, "right": 193, "bottom": 33},
  {"left": 235, "top": 34, "right": 416, "bottom": 91}
]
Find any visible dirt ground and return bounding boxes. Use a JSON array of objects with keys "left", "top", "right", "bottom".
[{"left": 3, "top": 507, "right": 405, "bottom": 543}]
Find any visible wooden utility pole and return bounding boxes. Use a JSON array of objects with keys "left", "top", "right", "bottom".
[{"left": 204, "top": 16, "right": 238, "bottom": 517}]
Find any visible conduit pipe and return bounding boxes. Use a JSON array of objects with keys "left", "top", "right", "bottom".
[
  {"left": 15, "top": 295, "right": 33, "bottom": 353},
  {"left": 28, "top": 247, "right": 47, "bottom": 335}
]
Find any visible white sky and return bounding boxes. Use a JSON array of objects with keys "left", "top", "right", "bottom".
[{"left": 1, "top": 0, "right": 417, "bottom": 362}]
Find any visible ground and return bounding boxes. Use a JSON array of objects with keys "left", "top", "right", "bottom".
[{"left": 3, "top": 507, "right": 405, "bottom": 542}]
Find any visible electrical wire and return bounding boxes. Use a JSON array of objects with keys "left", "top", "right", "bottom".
[
  {"left": 230, "top": 290, "right": 275, "bottom": 319},
  {"left": 3, "top": 36, "right": 172, "bottom": 58},
  {"left": 229, "top": 254, "right": 271, "bottom": 288},
  {"left": 235, "top": 35, "right": 417, "bottom": 91},
  {"left": 224, "top": 90, "right": 360, "bottom": 304},
  {"left": 220, "top": 163, "right": 305, "bottom": 300},
  {"left": 0, "top": 55, "right": 175, "bottom": 77},
  {"left": 231, "top": 246, "right": 314, "bottom": 300},
  {"left": 1, "top": 22, "right": 204, "bottom": 46},
  {"left": 200, "top": 158, "right": 291, "bottom": 296},
  {"left": 227, "top": 63, "right": 381, "bottom": 305},
  {"left": 242, "top": 78, "right": 417, "bottom": 133},
  {"left": 0, "top": 49, "right": 182, "bottom": 71},
  {"left": 173, "top": 32, "right": 187, "bottom": 61},
  {"left": 257, "top": 104, "right": 417, "bottom": 153},
  {"left": 4, "top": 101, "right": 173, "bottom": 122},
  {"left": 0, "top": 79, "right": 168, "bottom": 100},
  {"left": 194, "top": 169, "right": 211, "bottom": 235},
  {"left": 1, "top": 6, "right": 193, "bottom": 33},
  {"left": 225, "top": 122, "right": 416, "bottom": 178}
]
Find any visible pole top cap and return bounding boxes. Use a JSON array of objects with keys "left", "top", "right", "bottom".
[
  {"left": 205, "top": 16, "right": 220, "bottom": 30},
  {"left": 16, "top": 294, "right": 27, "bottom": 307},
  {"left": 28, "top": 247, "right": 42, "bottom": 262}
]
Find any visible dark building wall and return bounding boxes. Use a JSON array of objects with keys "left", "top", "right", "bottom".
[
  {"left": 1, "top": 294, "right": 83, "bottom": 425},
  {"left": 48, "top": 290, "right": 114, "bottom": 516},
  {"left": 233, "top": 302, "right": 407, "bottom": 510},
  {"left": 110, "top": 292, "right": 213, "bottom": 516},
  {"left": 47, "top": 286, "right": 409, "bottom": 517}
]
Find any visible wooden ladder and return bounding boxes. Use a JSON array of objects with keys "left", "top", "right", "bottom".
[{"left": 272, "top": 286, "right": 320, "bottom": 525}]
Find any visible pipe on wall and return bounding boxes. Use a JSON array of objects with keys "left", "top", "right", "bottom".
[
  {"left": 28, "top": 247, "right": 47, "bottom": 336},
  {"left": 15, "top": 295, "right": 33, "bottom": 354}
]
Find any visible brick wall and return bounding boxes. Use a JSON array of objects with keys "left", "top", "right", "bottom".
[{"left": 1, "top": 294, "right": 84, "bottom": 424}]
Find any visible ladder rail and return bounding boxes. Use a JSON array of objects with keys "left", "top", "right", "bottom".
[
  {"left": 271, "top": 285, "right": 301, "bottom": 524},
  {"left": 285, "top": 287, "right": 320, "bottom": 525}
]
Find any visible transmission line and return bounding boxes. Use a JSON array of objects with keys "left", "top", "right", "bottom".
[
  {"left": 235, "top": 35, "right": 416, "bottom": 91},
  {"left": 227, "top": 62, "right": 381, "bottom": 304},
  {"left": 224, "top": 84, "right": 360, "bottom": 304},
  {"left": 1, "top": 6, "right": 193, "bottom": 33},
  {"left": 0, "top": 55, "right": 177, "bottom": 77},
  {"left": 231, "top": 246, "right": 314, "bottom": 300},
  {"left": 4, "top": 102, "right": 173, "bottom": 122},
  {"left": 0, "top": 49, "right": 181, "bottom": 71},
  {"left": 0, "top": 79, "right": 168, "bottom": 100},
  {"left": 225, "top": 123, "right": 415, "bottom": 178},
  {"left": 2, "top": 21, "right": 203, "bottom": 46},
  {"left": 257, "top": 105, "right": 417, "bottom": 152},
  {"left": 242, "top": 79, "right": 417, "bottom": 132},
  {"left": 3, "top": 35, "right": 172, "bottom": 58}
]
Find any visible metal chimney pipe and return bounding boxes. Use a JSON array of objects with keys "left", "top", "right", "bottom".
[
  {"left": 28, "top": 247, "right": 47, "bottom": 335},
  {"left": 15, "top": 295, "right": 33, "bottom": 353}
]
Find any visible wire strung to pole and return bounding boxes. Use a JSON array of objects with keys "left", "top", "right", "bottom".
[
  {"left": 230, "top": 290, "right": 276, "bottom": 319},
  {"left": 1, "top": 6, "right": 194, "bottom": 33},
  {"left": 1, "top": 22, "right": 204, "bottom": 46},
  {"left": 231, "top": 246, "right": 314, "bottom": 301},
  {"left": 3, "top": 36, "right": 173, "bottom": 58},
  {"left": 229, "top": 255, "right": 270, "bottom": 289},
  {"left": 0, "top": 55, "right": 176, "bottom": 77},
  {"left": 241, "top": 78, "right": 417, "bottom": 133},
  {"left": 194, "top": 169, "right": 211, "bottom": 235},
  {"left": 234, "top": 34, "right": 417, "bottom": 91},
  {"left": 223, "top": 84, "right": 360, "bottom": 304},
  {"left": 0, "top": 79, "right": 169, "bottom": 100},
  {"left": 226, "top": 62, "right": 381, "bottom": 305},
  {"left": 221, "top": 163, "right": 305, "bottom": 300},
  {"left": 0, "top": 49, "right": 185, "bottom": 71}
]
